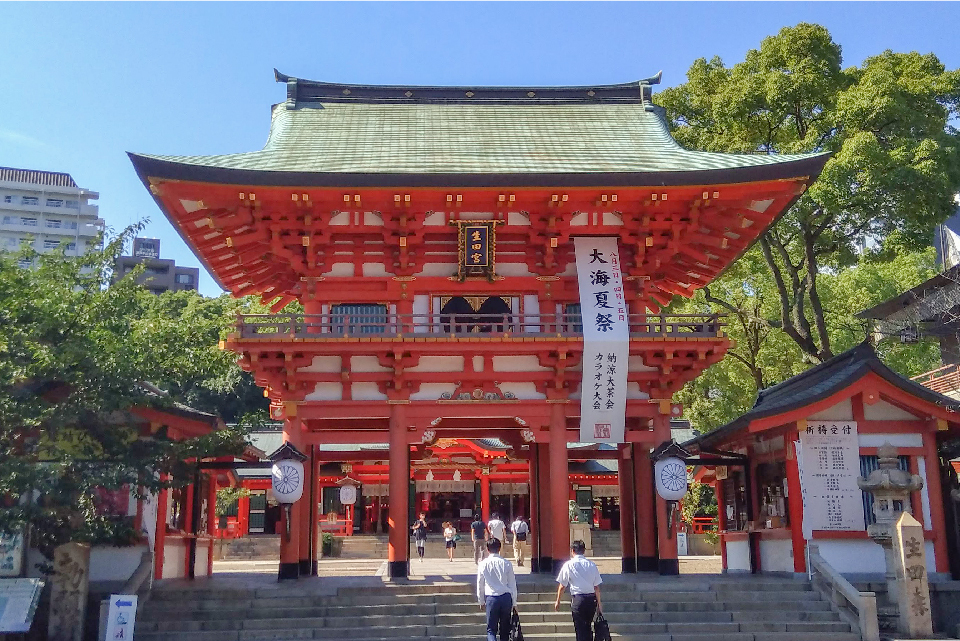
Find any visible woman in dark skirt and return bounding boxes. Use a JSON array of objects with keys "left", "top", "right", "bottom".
[
  {"left": 411, "top": 512, "right": 428, "bottom": 561},
  {"left": 443, "top": 521, "right": 457, "bottom": 562}
]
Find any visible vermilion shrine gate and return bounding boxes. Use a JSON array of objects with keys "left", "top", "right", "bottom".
[{"left": 130, "top": 70, "right": 828, "bottom": 580}]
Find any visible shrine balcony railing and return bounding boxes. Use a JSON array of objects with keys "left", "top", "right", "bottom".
[
  {"left": 235, "top": 313, "right": 726, "bottom": 340},
  {"left": 911, "top": 363, "right": 960, "bottom": 398}
]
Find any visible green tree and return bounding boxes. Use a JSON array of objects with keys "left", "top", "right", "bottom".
[
  {"left": 0, "top": 230, "right": 249, "bottom": 556},
  {"left": 658, "top": 23, "right": 960, "bottom": 365}
]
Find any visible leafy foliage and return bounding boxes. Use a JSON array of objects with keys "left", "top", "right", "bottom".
[{"left": 0, "top": 229, "right": 256, "bottom": 556}]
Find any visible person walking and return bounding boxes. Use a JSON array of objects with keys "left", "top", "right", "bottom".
[
  {"left": 477, "top": 538, "right": 518, "bottom": 641},
  {"left": 411, "top": 512, "right": 428, "bottom": 562},
  {"left": 554, "top": 540, "right": 603, "bottom": 641},
  {"left": 470, "top": 513, "right": 487, "bottom": 564},
  {"left": 487, "top": 512, "right": 506, "bottom": 545},
  {"left": 443, "top": 521, "right": 457, "bottom": 562},
  {"left": 510, "top": 516, "right": 528, "bottom": 566}
]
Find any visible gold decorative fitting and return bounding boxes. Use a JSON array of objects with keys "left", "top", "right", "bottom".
[
  {"left": 702, "top": 191, "right": 709, "bottom": 200},
  {"left": 465, "top": 91, "right": 474, "bottom": 97},
  {"left": 661, "top": 193, "right": 667, "bottom": 200},
  {"left": 404, "top": 91, "right": 413, "bottom": 98},
  {"left": 342, "top": 89, "right": 351, "bottom": 95},
  {"left": 291, "top": 194, "right": 299, "bottom": 201},
  {"left": 713, "top": 191, "right": 719, "bottom": 199},
  {"left": 399, "top": 236, "right": 407, "bottom": 248},
  {"left": 301, "top": 236, "right": 310, "bottom": 246},
  {"left": 587, "top": 90, "right": 596, "bottom": 97},
  {"left": 239, "top": 192, "right": 245, "bottom": 200},
  {"left": 249, "top": 193, "right": 256, "bottom": 201},
  {"left": 550, "top": 237, "right": 558, "bottom": 248},
  {"left": 527, "top": 91, "right": 536, "bottom": 97},
  {"left": 651, "top": 194, "right": 658, "bottom": 201},
  {"left": 302, "top": 194, "right": 309, "bottom": 201},
  {"left": 343, "top": 195, "right": 351, "bottom": 203}
]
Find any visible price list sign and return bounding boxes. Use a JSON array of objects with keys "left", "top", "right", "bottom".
[{"left": 797, "top": 420, "right": 865, "bottom": 535}]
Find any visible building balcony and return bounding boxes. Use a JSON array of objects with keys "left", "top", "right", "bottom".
[
  {"left": 234, "top": 312, "right": 726, "bottom": 342},
  {"left": 912, "top": 364, "right": 960, "bottom": 399}
]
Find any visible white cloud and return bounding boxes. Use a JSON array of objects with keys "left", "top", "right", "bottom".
[{"left": 0, "top": 129, "right": 50, "bottom": 150}]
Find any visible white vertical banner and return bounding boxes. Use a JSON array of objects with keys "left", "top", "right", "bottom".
[
  {"left": 798, "top": 421, "right": 865, "bottom": 533},
  {"left": 574, "top": 237, "right": 629, "bottom": 443}
]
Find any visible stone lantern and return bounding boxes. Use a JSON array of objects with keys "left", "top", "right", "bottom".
[{"left": 856, "top": 443, "right": 923, "bottom": 613}]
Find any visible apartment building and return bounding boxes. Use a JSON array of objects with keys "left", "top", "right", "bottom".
[
  {"left": 115, "top": 237, "right": 200, "bottom": 294},
  {"left": 0, "top": 166, "right": 105, "bottom": 264}
]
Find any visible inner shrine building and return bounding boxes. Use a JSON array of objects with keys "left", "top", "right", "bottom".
[{"left": 130, "top": 70, "right": 829, "bottom": 580}]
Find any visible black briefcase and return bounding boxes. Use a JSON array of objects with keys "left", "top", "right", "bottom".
[
  {"left": 593, "top": 611, "right": 611, "bottom": 641},
  {"left": 509, "top": 607, "right": 524, "bottom": 641}
]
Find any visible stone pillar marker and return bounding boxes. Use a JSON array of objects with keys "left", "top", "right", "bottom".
[
  {"left": 891, "top": 512, "right": 933, "bottom": 638},
  {"left": 48, "top": 542, "right": 90, "bottom": 641}
]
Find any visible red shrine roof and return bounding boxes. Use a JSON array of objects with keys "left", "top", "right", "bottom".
[{"left": 129, "top": 71, "right": 829, "bottom": 188}]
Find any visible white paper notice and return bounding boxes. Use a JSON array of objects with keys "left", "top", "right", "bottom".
[
  {"left": 574, "top": 237, "right": 629, "bottom": 443},
  {"left": 798, "top": 421, "right": 865, "bottom": 533}
]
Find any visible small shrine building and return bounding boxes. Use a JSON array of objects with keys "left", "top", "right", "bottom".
[{"left": 130, "top": 70, "right": 828, "bottom": 580}]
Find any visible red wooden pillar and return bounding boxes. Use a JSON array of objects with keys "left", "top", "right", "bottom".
[
  {"left": 923, "top": 430, "right": 950, "bottom": 573},
  {"left": 538, "top": 435, "right": 554, "bottom": 572},
  {"left": 549, "top": 402, "right": 570, "bottom": 574},
  {"left": 298, "top": 448, "right": 313, "bottom": 576},
  {"left": 154, "top": 484, "right": 169, "bottom": 579},
  {"left": 618, "top": 444, "right": 637, "bottom": 573},
  {"left": 528, "top": 444, "right": 541, "bottom": 572},
  {"left": 635, "top": 451, "right": 657, "bottom": 571},
  {"left": 655, "top": 493, "right": 679, "bottom": 575},
  {"left": 387, "top": 401, "right": 409, "bottom": 579},
  {"left": 785, "top": 437, "right": 807, "bottom": 573},
  {"left": 481, "top": 472, "right": 491, "bottom": 523},
  {"left": 278, "top": 417, "right": 302, "bottom": 581}
]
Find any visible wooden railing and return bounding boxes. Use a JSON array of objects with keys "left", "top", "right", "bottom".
[
  {"left": 235, "top": 313, "right": 725, "bottom": 340},
  {"left": 912, "top": 363, "right": 960, "bottom": 396},
  {"left": 808, "top": 544, "right": 880, "bottom": 641}
]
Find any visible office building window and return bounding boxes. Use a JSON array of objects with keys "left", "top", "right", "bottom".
[
  {"left": 2, "top": 216, "right": 14, "bottom": 225},
  {"left": 18, "top": 259, "right": 33, "bottom": 268},
  {"left": 43, "top": 239, "right": 60, "bottom": 250},
  {"left": 66, "top": 242, "right": 77, "bottom": 251},
  {"left": 46, "top": 219, "right": 62, "bottom": 229},
  {"left": 175, "top": 273, "right": 194, "bottom": 285},
  {"left": 65, "top": 200, "right": 79, "bottom": 209},
  {"left": 45, "top": 199, "right": 63, "bottom": 208},
  {"left": 21, "top": 197, "right": 38, "bottom": 206},
  {"left": 19, "top": 238, "right": 31, "bottom": 247},
  {"left": 5, "top": 237, "right": 18, "bottom": 247},
  {"left": 21, "top": 218, "right": 37, "bottom": 227},
  {"left": 64, "top": 221, "right": 78, "bottom": 230},
  {"left": 145, "top": 266, "right": 169, "bottom": 276},
  {"left": 3, "top": 196, "right": 12, "bottom": 203}
]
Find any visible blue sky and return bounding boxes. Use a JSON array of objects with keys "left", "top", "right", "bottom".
[{"left": 2, "top": 2, "right": 959, "bottom": 297}]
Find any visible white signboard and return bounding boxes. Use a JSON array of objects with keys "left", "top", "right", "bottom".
[
  {"left": 797, "top": 421, "right": 865, "bottom": 536},
  {"left": 574, "top": 237, "right": 629, "bottom": 443},
  {"left": 0, "top": 533, "right": 23, "bottom": 577},
  {"left": 103, "top": 594, "right": 137, "bottom": 641},
  {"left": 0, "top": 578, "right": 43, "bottom": 632},
  {"left": 677, "top": 531, "right": 689, "bottom": 556}
]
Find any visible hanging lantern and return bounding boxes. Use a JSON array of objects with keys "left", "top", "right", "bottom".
[
  {"left": 266, "top": 441, "right": 309, "bottom": 541},
  {"left": 654, "top": 457, "right": 688, "bottom": 501}
]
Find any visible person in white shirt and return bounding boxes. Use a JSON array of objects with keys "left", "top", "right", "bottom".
[
  {"left": 486, "top": 513, "right": 506, "bottom": 544},
  {"left": 510, "top": 516, "right": 529, "bottom": 566},
  {"left": 477, "top": 538, "right": 518, "bottom": 641},
  {"left": 554, "top": 540, "right": 603, "bottom": 641}
]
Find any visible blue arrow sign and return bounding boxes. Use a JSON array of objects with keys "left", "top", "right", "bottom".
[{"left": 115, "top": 600, "right": 133, "bottom": 607}]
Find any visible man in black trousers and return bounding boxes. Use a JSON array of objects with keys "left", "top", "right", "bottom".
[
  {"left": 554, "top": 540, "right": 603, "bottom": 641},
  {"left": 477, "top": 538, "right": 518, "bottom": 641}
]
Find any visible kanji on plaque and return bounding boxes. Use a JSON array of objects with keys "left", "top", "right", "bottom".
[
  {"left": 574, "top": 237, "right": 628, "bottom": 443},
  {"left": 464, "top": 225, "right": 489, "bottom": 267}
]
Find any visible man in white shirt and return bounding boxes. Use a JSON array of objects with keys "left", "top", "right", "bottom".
[
  {"left": 554, "top": 540, "right": 603, "bottom": 641},
  {"left": 510, "top": 516, "right": 529, "bottom": 566},
  {"left": 477, "top": 538, "right": 518, "bottom": 641},
  {"left": 487, "top": 512, "right": 506, "bottom": 544}
]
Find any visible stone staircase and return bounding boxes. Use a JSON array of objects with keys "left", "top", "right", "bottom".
[
  {"left": 214, "top": 536, "right": 280, "bottom": 561},
  {"left": 591, "top": 530, "right": 623, "bottom": 557},
  {"left": 137, "top": 576, "right": 859, "bottom": 641}
]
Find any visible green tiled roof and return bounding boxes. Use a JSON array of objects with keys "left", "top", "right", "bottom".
[{"left": 130, "top": 74, "right": 829, "bottom": 187}]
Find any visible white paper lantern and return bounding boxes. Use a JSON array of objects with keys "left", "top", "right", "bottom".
[
  {"left": 654, "top": 457, "right": 688, "bottom": 501},
  {"left": 339, "top": 484, "right": 357, "bottom": 505},
  {"left": 271, "top": 459, "right": 304, "bottom": 504}
]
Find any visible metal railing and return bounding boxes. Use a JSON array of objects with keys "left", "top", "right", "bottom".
[
  {"left": 235, "top": 313, "right": 725, "bottom": 340},
  {"left": 912, "top": 363, "right": 960, "bottom": 396},
  {"left": 808, "top": 544, "right": 880, "bottom": 641}
]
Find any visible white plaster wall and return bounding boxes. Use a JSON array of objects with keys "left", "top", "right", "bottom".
[
  {"left": 362, "top": 262, "right": 389, "bottom": 276},
  {"left": 523, "top": 295, "right": 541, "bottom": 331},
  {"left": 305, "top": 382, "right": 343, "bottom": 401},
  {"left": 859, "top": 433, "right": 923, "bottom": 448},
  {"left": 407, "top": 356, "right": 464, "bottom": 373},
  {"left": 628, "top": 356, "right": 657, "bottom": 372},
  {"left": 162, "top": 540, "right": 187, "bottom": 579},
  {"left": 351, "top": 382, "right": 388, "bottom": 401},
  {"left": 413, "top": 295, "right": 430, "bottom": 333},
  {"left": 493, "top": 356, "right": 550, "bottom": 372},
  {"left": 759, "top": 538, "right": 794, "bottom": 573},
  {"left": 195, "top": 542, "right": 209, "bottom": 577},
  {"left": 472, "top": 355, "right": 485, "bottom": 372},
  {"left": 324, "top": 262, "right": 355, "bottom": 277},
  {"left": 725, "top": 540, "right": 751, "bottom": 572},
  {"left": 497, "top": 382, "right": 545, "bottom": 400},
  {"left": 863, "top": 400, "right": 919, "bottom": 420},
  {"left": 416, "top": 263, "right": 455, "bottom": 277},
  {"left": 329, "top": 211, "right": 351, "bottom": 225},
  {"left": 569, "top": 383, "right": 581, "bottom": 400},
  {"left": 300, "top": 356, "right": 342, "bottom": 373},
  {"left": 454, "top": 212, "right": 495, "bottom": 221},
  {"left": 507, "top": 212, "right": 529, "bottom": 225},
  {"left": 570, "top": 213, "right": 589, "bottom": 226},
  {"left": 88, "top": 545, "right": 148, "bottom": 582},
  {"left": 350, "top": 356, "right": 392, "bottom": 373},
  {"left": 601, "top": 212, "right": 623, "bottom": 226},
  {"left": 816, "top": 539, "right": 938, "bottom": 575},
  {"left": 423, "top": 212, "right": 446, "bottom": 225},
  {"left": 807, "top": 398, "right": 853, "bottom": 421},
  {"left": 627, "top": 383, "right": 650, "bottom": 400},
  {"left": 363, "top": 212, "right": 383, "bottom": 226},
  {"left": 918, "top": 457, "right": 933, "bottom": 530},
  {"left": 560, "top": 262, "right": 577, "bottom": 276},
  {"left": 410, "top": 383, "right": 457, "bottom": 400}
]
